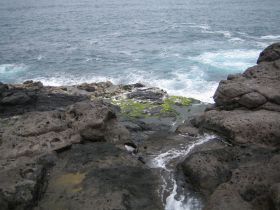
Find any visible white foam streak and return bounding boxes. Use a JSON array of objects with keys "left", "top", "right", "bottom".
[
  {"left": 150, "top": 134, "right": 215, "bottom": 210},
  {"left": 151, "top": 134, "right": 215, "bottom": 170},
  {"left": 189, "top": 49, "right": 259, "bottom": 71},
  {"left": 32, "top": 66, "right": 217, "bottom": 103},
  {"left": 259, "top": 35, "right": 280, "bottom": 40}
]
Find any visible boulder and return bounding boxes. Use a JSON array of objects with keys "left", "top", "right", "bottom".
[
  {"left": 0, "top": 100, "right": 130, "bottom": 160},
  {"left": 182, "top": 143, "right": 280, "bottom": 210},
  {"left": 1, "top": 92, "right": 32, "bottom": 105},
  {"left": 257, "top": 42, "right": 280, "bottom": 64},
  {"left": 176, "top": 124, "right": 199, "bottom": 137},
  {"left": 214, "top": 53, "right": 280, "bottom": 109},
  {"left": 201, "top": 109, "right": 280, "bottom": 146},
  {"left": 126, "top": 87, "right": 167, "bottom": 103},
  {"left": 0, "top": 100, "right": 133, "bottom": 210},
  {"left": 189, "top": 43, "right": 280, "bottom": 210},
  {"left": 182, "top": 148, "right": 232, "bottom": 196}
]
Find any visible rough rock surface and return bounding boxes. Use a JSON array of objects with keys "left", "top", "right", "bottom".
[
  {"left": 0, "top": 98, "right": 133, "bottom": 210},
  {"left": 1, "top": 81, "right": 193, "bottom": 210},
  {"left": 35, "top": 143, "right": 162, "bottom": 210},
  {"left": 182, "top": 43, "right": 280, "bottom": 210}
]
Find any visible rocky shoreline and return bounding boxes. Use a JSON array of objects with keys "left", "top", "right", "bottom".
[{"left": 0, "top": 43, "right": 279, "bottom": 210}]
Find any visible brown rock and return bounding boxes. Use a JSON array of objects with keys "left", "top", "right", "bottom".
[{"left": 238, "top": 92, "right": 267, "bottom": 108}]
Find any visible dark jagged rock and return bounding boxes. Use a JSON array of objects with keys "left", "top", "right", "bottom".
[
  {"left": 126, "top": 87, "right": 167, "bottom": 103},
  {"left": 1, "top": 91, "right": 32, "bottom": 105},
  {"left": 0, "top": 98, "right": 132, "bottom": 210},
  {"left": 35, "top": 143, "right": 162, "bottom": 210},
  {"left": 213, "top": 60, "right": 280, "bottom": 109},
  {"left": 181, "top": 43, "right": 280, "bottom": 210},
  {"left": 270, "top": 183, "right": 280, "bottom": 210}
]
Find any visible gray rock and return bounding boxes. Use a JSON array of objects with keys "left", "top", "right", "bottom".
[
  {"left": 182, "top": 148, "right": 232, "bottom": 196},
  {"left": 205, "top": 184, "right": 253, "bottom": 210},
  {"left": 126, "top": 87, "right": 167, "bottom": 103},
  {"left": 238, "top": 92, "right": 267, "bottom": 108},
  {"left": 182, "top": 144, "right": 280, "bottom": 210},
  {"left": 0, "top": 82, "right": 8, "bottom": 95},
  {"left": 183, "top": 43, "right": 280, "bottom": 210},
  {"left": 0, "top": 100, "right": 130, "bottom": 160},
  {"left": 214, "top": 47, "right": 280, "bottom": 109},
  {"left": 202, "top": 109, "right": 280, "bottom": 146},
  {"left": 176, "top": 124, "right": 199, "bottom": 137},
  {"left": 257, "top": 42, "right": 280, "bottom": 64},
  {"left": 35, "top": 143, "right": 163, "bottom": 210},
  {"left": 271, "top": 183, "right": 280, "bottom": 210},
  {"left": 1, "top": 92, "right": 31, "bottom": 105}
]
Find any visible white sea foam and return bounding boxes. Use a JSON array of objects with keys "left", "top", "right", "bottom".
[
  {"left": 150, "top": 134, "right": 215, "bottom": 210},
  {"left": 0, "top": 64, "right": 28, "bottom": 75},
  {"left": 30, "top": 64, "right": 217, "bottom": 103},
  {"left": 149, "top": 70, "right": 218, "bottom": 103},
  {"left": 259, "top": 35, "right": 280, "bottom": 40},
  {"left": 229, "top": 37, "right": 244, "bottom": 42},
  {"left": 37, "top": 55, "right": 43, "bottom": 61},
  {"left": 188, "top": 24, "right": 211, "bottom": 30},
  {"left": 189, "top": 49, "right": 260, "bottom": 71},
  {"left": 215, "top": 30, "right": 232, "bottom": 38},
  {"left": 150, "top": 134, "right": 215, "bottom": 170}
]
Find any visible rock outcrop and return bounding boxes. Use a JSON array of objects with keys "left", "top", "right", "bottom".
[
  {"left": 182, "top": 42, "right": 280, "bottom": 210},
  {"left": 1, "top": 80, "right": 197, "bottom": 210},
  {"left": 0, "top": 98, "right": 133, "bottom": 210}
]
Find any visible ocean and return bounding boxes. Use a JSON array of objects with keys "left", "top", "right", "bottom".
[{"left": 0, "top": 0, "right": 279, "bottom": 102}]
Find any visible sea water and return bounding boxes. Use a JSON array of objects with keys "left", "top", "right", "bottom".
[{"left": 0, "top": 0, "right": 279, "bottom": 102}]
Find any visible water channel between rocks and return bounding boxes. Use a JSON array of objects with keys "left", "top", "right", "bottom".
[{"left": 147, "top": 134, "right": 216, "bottom": 210}]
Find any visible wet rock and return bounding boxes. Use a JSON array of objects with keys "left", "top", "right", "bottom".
[
  {"left": 23, "top": 80, "right": 43, "bottom": 90},
  {"left": 191, "top": 43, "right": 280, "bottom": 210},
  {"left": 0, "top": 156, "right": 50, "bottom": 210},
  {"left": 126, "top": 87, "right": 167, "bottom": 103},
  {"left": 0, "top": 82, "right": 8, "bottom": 94},
  {"left": 176, "top": 124, "right": 199, "bottom": 137},
  {"left": 35, "top": 143, "right": 163, "bottom": 210},
  {"left": 122, "top": 83, "right": 145, "bottom": 91},
  {"left": 182, "top": 144, "right": 280, "bottom": 210},
  {"left": 214, "top": 50, "right": 280, "bottom": 109},
  {"left": 182, "top": 148, "right": 232, "bottom": 196},
  {"left": 0, "top": 99, "right": 133, "bottom": 210},
  {"left": 257, "top": 42, "right": 280, "bottom": 64},
  {"left": 77, "top": 83, "right": 96, "bottom": 92},
  {"left": 1, "top": 92, "right": 31, "bottom": 105}
]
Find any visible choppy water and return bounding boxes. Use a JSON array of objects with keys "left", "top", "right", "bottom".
[{"left": 0, "top": 0, "right": 279, "bottom": 102}]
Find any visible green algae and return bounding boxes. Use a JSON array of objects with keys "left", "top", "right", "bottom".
[
  {"left": 111, "top": 95, "right": 193, "bottom": 119},
  {"left": 112, "top": 99, "right": 158, "bottom": 118},
  {"left": 161, "top": 96, "right": 192, "bottom": 113}
]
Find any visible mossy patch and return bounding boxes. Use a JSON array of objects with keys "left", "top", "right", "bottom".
[
  {"left": 54, "top": 172, "right": 86, "bottom": 189},
  {"left": 111, "top": 95, "right": 193, "bottom": 119},
  {"left": 52, "top": 173, "right": 86, "bottom": 193},
  {"left": 112, "top": 99, "right": 158, "bottom": 118}
]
